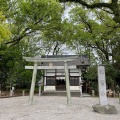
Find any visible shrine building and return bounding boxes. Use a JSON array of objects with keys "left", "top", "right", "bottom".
[{"left": 41, "top": 55, "right": 89, "bottom": 92}]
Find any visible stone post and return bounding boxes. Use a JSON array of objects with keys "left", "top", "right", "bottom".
[
  {"left": 10, "top": 90, "right": 13, "bottom": 96},
  {"left": 92, "top": 66, "right": 117, "bottom": 114},
  {"left": 12, "top": 87, "right": 14, "bottom": 96},
  {"left": 98, "top": 66, "right": 107, "bottom": 105},
  {"left": 92, "top": 90, "right": 95, "bottom": 97},
  {"left": 64, "top": 61, "right": 71, "bottom": 105},
  {"left": 29, "top": 62, "right": 38, "bottom": 105},
  {"left": 22, "top": 90, "right": 25, "bottom": 96},
  {"left": 39, "top": 86, "right": 41, "bottom": 96},
  {"left": 113, "top": 90, "right": 116, "bottom": 98}
]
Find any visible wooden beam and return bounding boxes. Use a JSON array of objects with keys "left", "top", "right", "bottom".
[{"left": 25, "top": 65, "right": 77, "bottom": 70}]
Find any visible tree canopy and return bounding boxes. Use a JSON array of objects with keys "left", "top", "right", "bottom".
[
  {"left": 59, "top": 0, "right": 120, "bottom": 24},
  {"left": 3, "top": 0, "right": 63, "bottom": 45},
  {"left": 0, "top": 11, "right": 11, "bottom": 42},
  {"left": 67, "top": 5, "right": 120, "bottom": 64}
]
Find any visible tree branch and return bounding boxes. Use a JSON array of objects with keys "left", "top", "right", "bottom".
[
  {"left": 5, "top": 14, "right": 51, "bottom": 45},
  {"left": 59, "top": 0, "right": 111, "bottom": 9},
  {"left": 59, "top": 0, "right": 120, "bottom": 24}
]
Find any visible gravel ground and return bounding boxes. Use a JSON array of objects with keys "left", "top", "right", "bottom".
[{"left": 0, "top": 96, "right": 120, "bottom": 120}]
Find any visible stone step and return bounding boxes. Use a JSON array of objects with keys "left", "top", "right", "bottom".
[{"left": 41, "top": 91, "right": 91, "bottom": 97}]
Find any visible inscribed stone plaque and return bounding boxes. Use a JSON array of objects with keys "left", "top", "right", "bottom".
[{"left": 98, "top": 66, "right": 108, "bottom": 105}]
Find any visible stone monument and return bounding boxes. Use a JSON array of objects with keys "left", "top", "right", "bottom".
[{"left": 92, "top": 66, "right": 117, "bottom": 114}]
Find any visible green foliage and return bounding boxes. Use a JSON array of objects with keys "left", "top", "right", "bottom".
[
  {"left": 0, "top": 39, "right": 43, "bottom": 90},
  {"left": 59, "top": 0, "right": 120, "bottom": 24},
  {"left": 6, "top": 0, "right": 63, "bottom": 45},
  {"left": 0, "top": 11, "right": 11, "bottom": 42},
  {"left": 105, "top": 64, "right": 118, "bottom": 84},
  {"left": 67, "top": 4, "right": 120, "bottom": 67},
  {"left": 84, "top": 66, "right": 97, "bottom": 81},
  {"left": 84, "top": 65, "right": 119, "bottom": 91}
]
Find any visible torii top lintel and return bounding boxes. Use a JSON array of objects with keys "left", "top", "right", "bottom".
[{"left": 23, "top": 56, "right": 79, "bottom": 63}]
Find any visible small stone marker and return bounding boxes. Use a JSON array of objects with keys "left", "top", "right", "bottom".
[
  {"left": 113, "top": 90, "right": 116, "bottom": 97},
  {"left": 92, "top": 90, "right": 95, "bottom": 97},
  {"left": 10, "top": 90, "right": 13, "bottom": 96},
  {"left": 38, "top": 80, "right": 43, "bottom": 96},
  {"left": 12, "top": 87, "right": 15, "bottom": 96},
  {"left": 39, "top": 86, "right": 41, "bottom": 96},
  {"left": 118, "top": 93, "right": 120, "bottom": 104}
]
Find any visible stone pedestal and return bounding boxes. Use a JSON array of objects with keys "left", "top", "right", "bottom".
[{"left": 92, "top": 104, "right": 117, "bottom": 114}]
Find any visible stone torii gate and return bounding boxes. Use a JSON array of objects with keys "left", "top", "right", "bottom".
[{"left": 23, "top": 56, "right": 78, "bottom": 105}]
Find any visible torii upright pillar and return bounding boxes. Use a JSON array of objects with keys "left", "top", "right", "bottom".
[
  {"left": 64, "top": 61, "right": 72, "bottom": 105},
  {"left": 29, "top": 62, "right": 38, "bottom": 105},
  {"left": 78, "top": 68, "right": 82, "bottom": 97}
]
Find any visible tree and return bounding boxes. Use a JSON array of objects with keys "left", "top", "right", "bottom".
[
  {"left": 65, "top": 5, "right": 120, "bottom": 65},
  {"left": 0, "top": 38, "right": 43, "bottom": 91},
  {"left": 61, "top": 3, "right": 120, "bottom": 89},
  {"left": 0, "top": 11, "right": 11, "bottom": 42},
  {"left": 105, "top": 64, "right": 118, "bottom": 90},
  {"left": 59, "top": 0, "right": 120, "bottom": 24},
  {"left": 84, "top": 64, "right": 119, "bottom": 93},
  {"left": 40, "top": 20, "right": 74, "bottom": 55},
  {"left": 83, "top": 65, "right": 98, "bottom": 93},
  {"left": 0, "top": 44, "right": 16, "bottom": 90},
  {"left": 4, "top": 0, "right": 63, "bottom": 45}
]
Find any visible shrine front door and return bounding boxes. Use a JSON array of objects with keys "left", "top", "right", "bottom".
[{"left": 56, "top": 79, "right": 66, "bottom": 91}]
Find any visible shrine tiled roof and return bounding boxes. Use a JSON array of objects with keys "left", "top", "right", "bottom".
[{"left": 41, "top": 55, "right": 90, "bottom": 67}]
